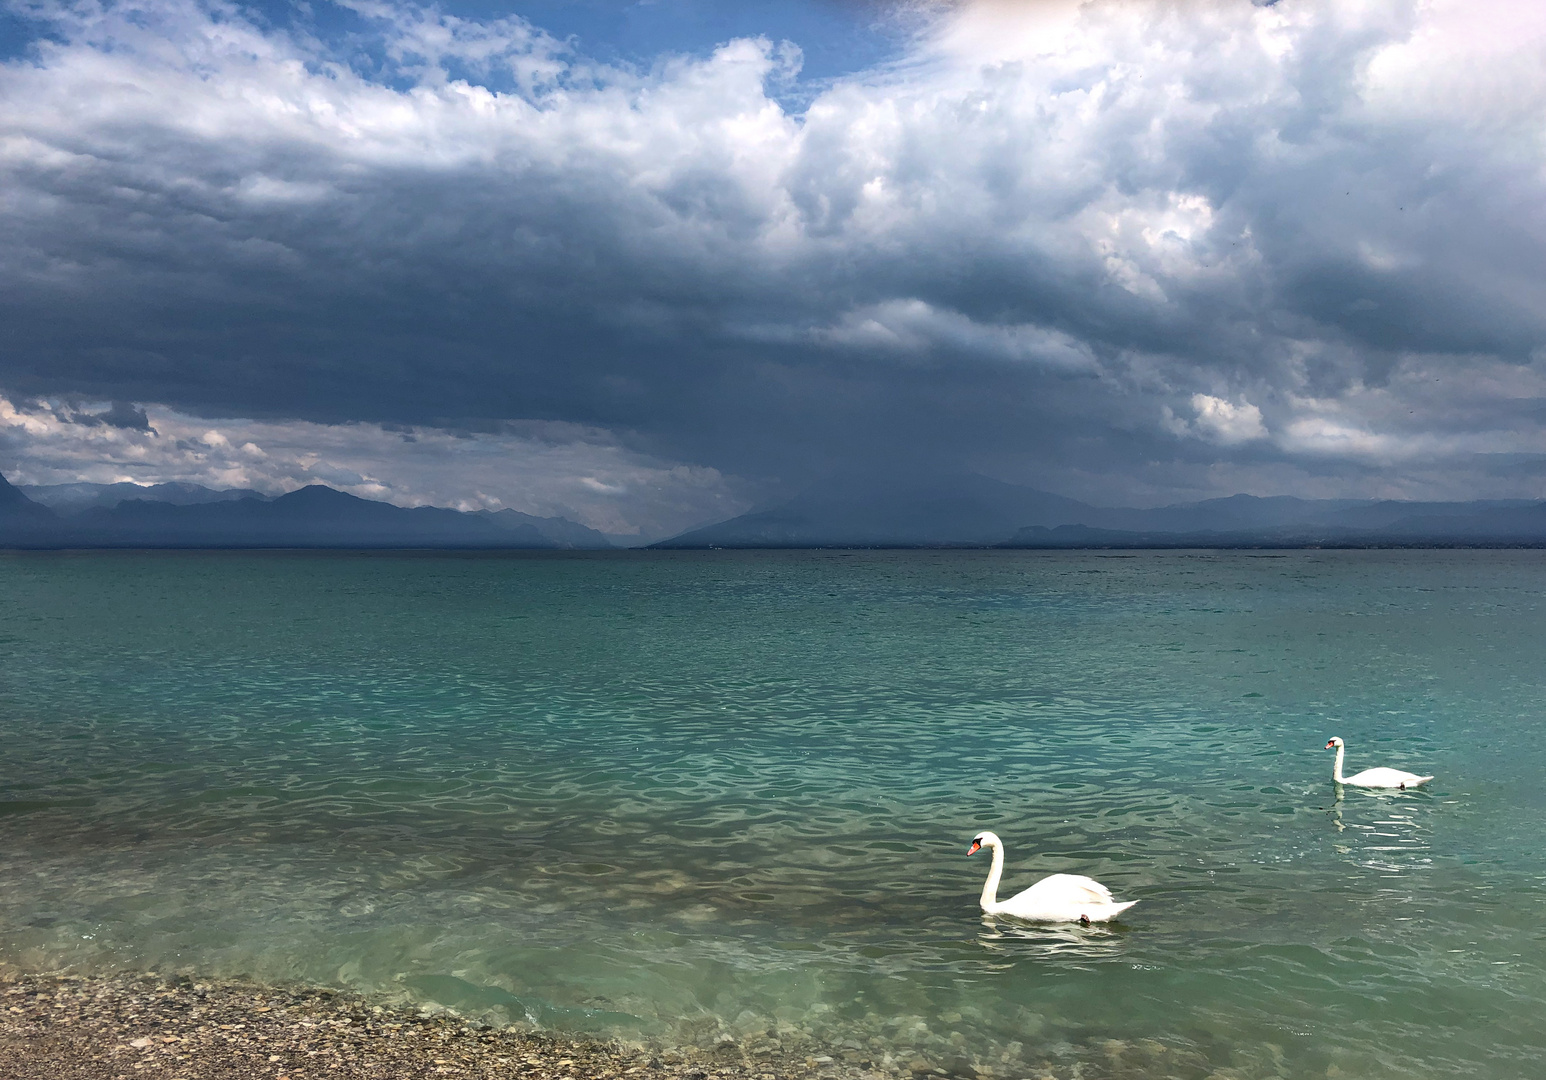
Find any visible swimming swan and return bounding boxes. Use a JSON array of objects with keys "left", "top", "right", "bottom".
[
  {"left": 967, "top": 832, "right": 1137, "bottom": 924},
  {"left": 1325, "top": 737, "right": 1433, "bottom": 789}
]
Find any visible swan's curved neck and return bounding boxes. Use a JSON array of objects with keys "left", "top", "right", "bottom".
[
  {"left": 979, "top": 842, "right": 1005, "bottom": 913},
  {"left": 1332, "top": 744, "right": 1346, "bottom": 784}
]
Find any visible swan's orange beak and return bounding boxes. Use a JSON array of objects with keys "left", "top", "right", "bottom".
[{"left": 967, "top": 840, "right": 981, "bottom": 856}]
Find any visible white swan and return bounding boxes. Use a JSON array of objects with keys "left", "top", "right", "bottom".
[
  {"left": 1325, "top": 736, "right": 1433, "bottom": 789},
  {"left": 967, "top": 832, "right": 1137, "bottom": 924}
]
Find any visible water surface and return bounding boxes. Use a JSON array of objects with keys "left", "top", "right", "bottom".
[{"left": 2, "top": 549, "right": 1544, "bottom": 1079}]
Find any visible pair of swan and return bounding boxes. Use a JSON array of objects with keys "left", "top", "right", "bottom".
[{"left": 968, "top": 737, "right": 1433, "bottom": 924}]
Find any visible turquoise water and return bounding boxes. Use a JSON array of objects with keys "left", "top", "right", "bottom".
[{"left": 2, "top": 549, "right": 1545, "bottom": 1079}]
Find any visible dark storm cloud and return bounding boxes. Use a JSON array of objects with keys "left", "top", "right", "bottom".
[
  {"left": 2, "top": 0, "right": 1545, "bottom": 507},
  {"left": 58, "top": 401, "right": 156, "bottom": 431}
]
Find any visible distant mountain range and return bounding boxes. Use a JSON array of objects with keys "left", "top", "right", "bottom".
[
  {"left": 654, "top": 473, "right": 1092, "bottom": 548},
  {"left": 8, "top": 469, "right": 1546, "bottom": 550},
  {"left": 653, "top": 473, "right": 1546, "bottom": 549},
  {"left": 0, "top": 474, "right": 612, "bottom": 549},
  {"left": 20, "top": 480, "right": 272, "bottom": 513}
]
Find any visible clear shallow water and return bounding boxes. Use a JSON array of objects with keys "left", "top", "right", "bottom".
[{"left": 2, "top": 549, "right": 1545, "bottom": 1079}]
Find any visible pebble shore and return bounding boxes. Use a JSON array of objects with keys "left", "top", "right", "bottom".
[
  {"left": 0, "top": 972, "right": 880, "bottom": 1080},
  {"left": 1, "top": 969, "right": 1264, "bottom": 1079}
]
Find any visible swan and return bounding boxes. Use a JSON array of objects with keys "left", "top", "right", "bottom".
[
  {"left": 967, "top": 832, "right": 1137, "bottom": 924},
  {"left": 1325, "top": 736, "right": 1433, "bottom": 789}
]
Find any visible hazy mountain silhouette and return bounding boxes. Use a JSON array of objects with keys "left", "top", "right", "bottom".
[
  {"left": 1078, "top": 493, "right": 1541, "bottom": 534},
  {"left": 474, "top": 508, "right": 612, "bottom": 548},
  {"left": 20, "top": 480, "right": 271, "bottom": 513},
  {"left": 0, "top": 471, "right": 56, "bottom": 525},
  {"left": 1005, "top": 495, "right": 1546, "bottom": 547},
  {"left": 655, "top": 473, "right": 1546, "bottom": 548},
  {"left": 7, "top": 467, "right": 1546, "bottom": 549},
  {"left": 653, "top": 472, "right": 1097, "bottom": 548},
  {"left": 0, "top": 472, "right": 610, "bottom": 549}
]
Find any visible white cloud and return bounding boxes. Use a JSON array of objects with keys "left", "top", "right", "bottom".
[
  {"left": 806, "top": 299, "right": 1098, "bottom": 370},
  {"left": 0, "top": 396, "right": 748, "bottom": 538},
  {"left": 1168, "top": 393, "right": 1267, "bottom": 445}
]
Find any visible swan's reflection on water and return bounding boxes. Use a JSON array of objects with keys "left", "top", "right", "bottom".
[
  {"left": 1326, "top": 787, "right": 1433, "bottom": 874},
  {"left": 975, "top": 914, "right": 1128, "bottom": 964}
]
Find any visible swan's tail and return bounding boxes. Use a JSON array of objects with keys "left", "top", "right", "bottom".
[{"left": 1088, "top": 900, "right": 1138, "bottom": 923}]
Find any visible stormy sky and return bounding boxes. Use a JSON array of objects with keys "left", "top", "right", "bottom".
[{"left": 2, "top": 0, "right": 1544, "bottom": 537}]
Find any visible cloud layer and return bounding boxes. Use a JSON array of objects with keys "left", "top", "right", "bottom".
[
  {"left": 0, "top": 395, "right": 743, "bottom": 537},
  {"left": 2, "top": 0, "right": 1545, "bottom": 520}
]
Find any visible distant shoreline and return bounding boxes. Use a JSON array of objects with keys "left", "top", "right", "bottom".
[
  {"left": 5, "top": 542, "right": 1546, "bottom": 553},
  {"left": 11, "top": 471, "right": 1546, "bottom": 552}
]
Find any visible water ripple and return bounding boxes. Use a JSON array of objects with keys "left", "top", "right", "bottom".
[{"left": 3, "top": 550, "right": 1546, "bottom": 1078}]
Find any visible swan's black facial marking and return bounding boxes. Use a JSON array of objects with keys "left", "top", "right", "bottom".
[{"left": 967, "top": 838, "right": 983, "bottom": 856}]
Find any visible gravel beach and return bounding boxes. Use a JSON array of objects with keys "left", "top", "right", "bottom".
[{"left": 0, "top": 972, "right": 884, "bottom": 1080}]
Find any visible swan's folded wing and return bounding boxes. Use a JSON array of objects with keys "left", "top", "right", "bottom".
[
  {"left": 1020, "top": 873, "right": 1115, "bottom": 907},
  {"left": 1349, "top": 767, "right": 1427, "bottom": 786}
]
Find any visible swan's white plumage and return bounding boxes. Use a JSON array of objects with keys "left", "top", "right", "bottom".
[
  {"left": 968, "top": 832, "right": 1136, "bottom": 923},
  {"left": 1326, "top": 737, "right": 1433, "bottom": 789}
]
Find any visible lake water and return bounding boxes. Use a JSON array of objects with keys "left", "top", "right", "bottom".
[{"left": 2, "top": 549, "right": 1545, "bottom": 1079}]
